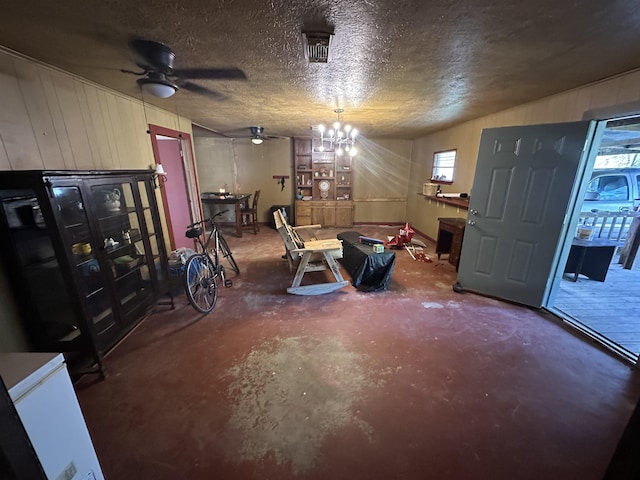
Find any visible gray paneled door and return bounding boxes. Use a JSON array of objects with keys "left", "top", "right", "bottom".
[{"left": 457, "top": 121, "right": 599, "bottom": 307}]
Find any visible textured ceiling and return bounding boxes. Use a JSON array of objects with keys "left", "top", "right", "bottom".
[{"left": 2, "top": 0, "right": 640, "bottom": 140}]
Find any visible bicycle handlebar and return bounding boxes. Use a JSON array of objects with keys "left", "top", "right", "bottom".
[{"left": 186, "top": 210, "right": 228, "bottom": 229}]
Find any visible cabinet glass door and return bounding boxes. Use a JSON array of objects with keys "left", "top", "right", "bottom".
[
  {"left": 138, "top": 180, "right": 167, "bottom": 285},
  {"left": 90, "top": 181, "right": 153, "bottom": 325},
  {"left": 52, "top": 185, "right": 116, "bottom": 344},
  {"left": 0, "top": 188, "right": 85, "bottom": 348}
]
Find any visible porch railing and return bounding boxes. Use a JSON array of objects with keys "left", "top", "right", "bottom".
[{"left": 577, "top": 211, "right": 640, "bottom": 243}]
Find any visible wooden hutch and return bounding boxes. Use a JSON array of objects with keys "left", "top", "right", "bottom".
[{"left": 294, "top": 137, "right": 354, "bottom": 227}]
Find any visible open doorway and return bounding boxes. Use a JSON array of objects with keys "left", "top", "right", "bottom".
[
  {"left": 148, "top": 125, "right": 202, "bottom": 251},
  {"left": 549, "top": 117, "right": 640, "bottom": 363},
  {"left": 454, "top": 117, "right": 639, "bottom": 365}
]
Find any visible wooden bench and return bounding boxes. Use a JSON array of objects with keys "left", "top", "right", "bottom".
[{"left": 273, "top": 209, "right": 348, "bottom": 295}]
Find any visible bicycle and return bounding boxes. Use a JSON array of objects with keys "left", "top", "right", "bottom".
[{"left": 183, "top": 210, "right": 240, "bottom": 313}]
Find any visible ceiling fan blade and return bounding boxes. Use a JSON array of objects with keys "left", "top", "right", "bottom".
[
  {"left": 178, "top": 81, "right": 226, "bottom": 100},
  {"left": 120, "top": 68, "right": 146, "bottom": 76},
  {"left": 173, "top": 67, "right": 247, "bottom": 80}
]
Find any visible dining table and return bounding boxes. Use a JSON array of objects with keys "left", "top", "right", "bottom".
[{"left": 201, "top": 192, "right": 251, "bottom": 237}]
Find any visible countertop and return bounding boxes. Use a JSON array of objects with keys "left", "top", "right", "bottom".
[{"left": 420, "top": 194, "right": 470, "bottom": 210}]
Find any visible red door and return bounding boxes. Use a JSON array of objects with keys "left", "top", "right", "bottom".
[{"left": 149, "top": 126, "right": 200, "bottom": 251}]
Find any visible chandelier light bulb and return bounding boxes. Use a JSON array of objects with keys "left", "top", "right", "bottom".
[
  {"left": 349, "top": 147, "right": 357, "bottom": 157},
  {"left": 316, "top": 109, "right": 358, "bottom": 157}
]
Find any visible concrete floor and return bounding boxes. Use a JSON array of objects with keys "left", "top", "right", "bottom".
[{"left": 75, "top": 225, "right": 640, "bottom": 480}]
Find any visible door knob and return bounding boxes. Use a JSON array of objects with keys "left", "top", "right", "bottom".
[
  {"left": 470, "top": 209, "right": 478, "bottom": 215},
  {"left": 467, "top": 220, "right": 476, "bottom": 226}
]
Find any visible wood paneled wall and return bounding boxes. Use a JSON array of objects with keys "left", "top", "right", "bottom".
[
  {"left": 0, "top": 48, "right": 193, "bottom": 172},
  {"left": 407, "top": 69, "right": 640, "bottom": 241},
  {"left": 0, "top": 48, "right": 194, "bottom": 351}
]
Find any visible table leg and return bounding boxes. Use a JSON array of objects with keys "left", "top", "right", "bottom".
[
  {"left": 565, "top": 244, "right": 586, "bottom": 282},
  {"left": 573, "top": 246, "right": 587, "bottom": 282},
  {"left": 235, "top": 201, "right": 242, "bottom": 237}
]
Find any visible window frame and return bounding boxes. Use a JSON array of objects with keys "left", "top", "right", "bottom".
[{"left": 431, "top": 149, "right": 456, "bottom": 184}]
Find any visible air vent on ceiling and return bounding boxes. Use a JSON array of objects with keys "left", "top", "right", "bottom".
[{"left": 302, "top": 31, "right": 334, "bottom": 63}]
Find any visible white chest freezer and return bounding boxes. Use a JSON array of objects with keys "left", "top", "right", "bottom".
[{"left": 0, "top": 352, "right": 104, "bottom": 480}]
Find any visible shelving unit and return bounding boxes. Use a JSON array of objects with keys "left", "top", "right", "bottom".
[
  {"left": 0, "top": 170, "right": 170, "bottom": 378},
  {"left": 294, "top": 137, "right": 354, "bottom": 227},
  {"left": 294, "top": 137, "right": 313, "bottom": 199}
]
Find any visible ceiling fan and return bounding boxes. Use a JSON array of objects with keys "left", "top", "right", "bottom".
[
  {"left": 224, "top": 126, "right": 288, "bottom": 144},
  {"left": 122, "top": 39, "right": 247, "bottom": 99},
  {"left": 249, "top": 126, "right": 279, "bottom": 144}
]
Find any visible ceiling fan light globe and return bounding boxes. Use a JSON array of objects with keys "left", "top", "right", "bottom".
[
  {"left": 138, "top": 77, "right": 178, "bottom": 98},
  {"left": 251, "top": 137, "right": 264, "bottom": 145}
]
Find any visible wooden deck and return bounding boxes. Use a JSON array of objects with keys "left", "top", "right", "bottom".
[{"left": 553, "top": 253, "right": 640, "bottom": 360}]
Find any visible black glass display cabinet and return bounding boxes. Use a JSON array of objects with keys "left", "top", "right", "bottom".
[{"left": 0, "top": 170, "right": 171, "bottom": 378}]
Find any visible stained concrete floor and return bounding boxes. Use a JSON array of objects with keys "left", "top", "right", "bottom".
[{"left": 75, "top": 225, "right": 640, "bottom": 480}]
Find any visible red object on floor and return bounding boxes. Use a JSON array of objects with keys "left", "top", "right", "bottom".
[{"left": 385, "top": 223, "right": 415, "bottom": 249}]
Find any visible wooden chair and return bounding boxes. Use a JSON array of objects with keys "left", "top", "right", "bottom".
[
  {"left": 240, "top": 190, "right": 260, "bottom": 234},
  {"left": 273, "top": 209, "right": 348, "bottom": 295}
]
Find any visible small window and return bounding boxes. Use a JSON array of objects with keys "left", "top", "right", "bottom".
[{"left": 432, "top": 150, "right": 456, "bottom": 183}]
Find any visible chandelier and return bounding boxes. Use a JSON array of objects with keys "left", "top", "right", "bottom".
[{"left": 317, "top": 109, "right": 358, "bottom": 156}]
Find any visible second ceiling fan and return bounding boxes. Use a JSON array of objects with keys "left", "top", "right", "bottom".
[
  {"left": 223, "top": 126, "right": 288, "bottom": 144},
  {"left": 248, "top": 126, "right": 283, "bottom": 144}
]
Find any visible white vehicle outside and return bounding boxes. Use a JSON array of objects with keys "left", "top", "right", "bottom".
[{"left": 581, "top": 168, "right": 640, "bottom": 213}]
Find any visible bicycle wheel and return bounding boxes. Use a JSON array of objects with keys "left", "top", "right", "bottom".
[
  {"left": 183, "top": 254, "right": 218, "bottom": 313},
  {"left": 218, "top": 234, "right": 240, "bottom": 274}
]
